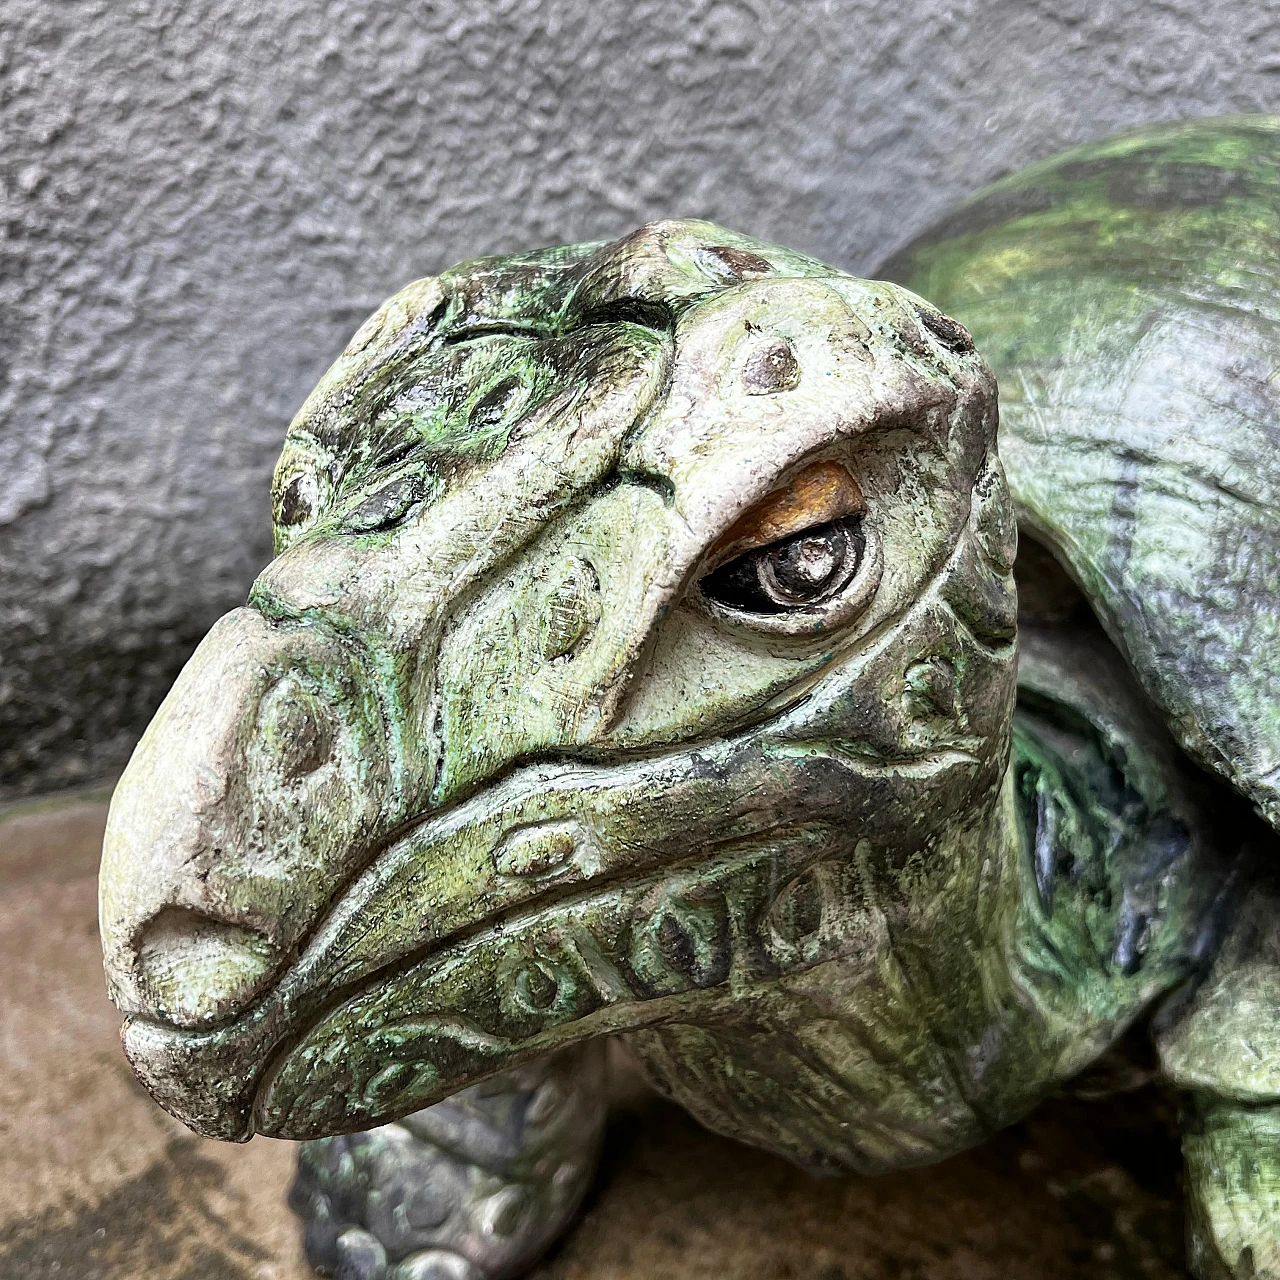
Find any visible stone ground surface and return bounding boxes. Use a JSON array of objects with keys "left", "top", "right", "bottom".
[{"left": 0, "top": 797, "right": 1192, "bottom": 1280}]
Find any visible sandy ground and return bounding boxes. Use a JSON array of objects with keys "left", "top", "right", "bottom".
[{"left": 0, "top": 796, "right": 1190, "bottom": 1280}]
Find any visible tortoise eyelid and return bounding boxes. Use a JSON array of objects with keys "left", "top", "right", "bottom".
[{"left": 708, "top": 460, "right": 866, "bottom": 567}]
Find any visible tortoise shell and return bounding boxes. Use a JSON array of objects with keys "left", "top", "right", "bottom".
[{"left": 882, "top": 116, "right": 1280, "bottom": 831}]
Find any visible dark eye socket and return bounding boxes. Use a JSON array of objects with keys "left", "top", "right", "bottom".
[{"left": 700, "top": 517, "right": 865, "bottom": 614}]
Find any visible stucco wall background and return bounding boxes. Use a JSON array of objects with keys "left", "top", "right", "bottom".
[{"left": 5, "top": 0, "right": 1280, "bottom": 801}]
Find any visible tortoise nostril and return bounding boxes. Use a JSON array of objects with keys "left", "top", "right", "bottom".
[
  {"left": 135, "top": 907, "right": 281, "bottom": 1029},
  {"left": 258, "top": 679, "right": 335, "bottom": 780},
  {"left": 283, "top": 709, "right": 332, "bottom": 778}
]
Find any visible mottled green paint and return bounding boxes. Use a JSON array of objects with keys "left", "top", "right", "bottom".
[
  {"left": 887, "top": 116, "right": 1280, "bottom": 1279},
  {"left": 884, "top": 115, "right": 1280, "bottom": 832}
]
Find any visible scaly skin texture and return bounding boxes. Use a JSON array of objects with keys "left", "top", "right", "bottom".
[
  {"left": 288, "top": 1044, "right": 607, "bottom": 1280},
  {"left": 101, "top": 162, "right": 1279, "bottom": 1278}
]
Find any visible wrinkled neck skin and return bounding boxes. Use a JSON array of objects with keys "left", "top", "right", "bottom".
[{"left": 629, "top": 607, "right": 1246, "bottom": 1176}]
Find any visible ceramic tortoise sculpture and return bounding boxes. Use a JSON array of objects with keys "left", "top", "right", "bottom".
[{"left": 101, "top": 116, "right": 1280, "bottom": 1280}]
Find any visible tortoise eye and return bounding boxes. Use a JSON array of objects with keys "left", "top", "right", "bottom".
[
  {"left": 272, "top": 456, "right": 334, "bottom": 551},
  {"left": 699, "top": 459, "right": 869, "bottom": 617},
  {"left": 701, "top": 517, "right": 865, "bottom": 614}
]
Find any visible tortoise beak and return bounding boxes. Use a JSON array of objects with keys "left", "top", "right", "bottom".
[
  {"left": 100, "top": 609, "right": 296, "bottom": 1026},
  {"left": 114, "top": 732, "right": 845, "bottom": 1139}
]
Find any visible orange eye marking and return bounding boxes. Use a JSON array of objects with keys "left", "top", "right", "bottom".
[{"left": 711, "top": 460, "right": 865, "bottom": 564}]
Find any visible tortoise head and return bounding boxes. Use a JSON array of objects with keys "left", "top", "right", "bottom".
[{"left": 99, "top": 220, "right": 1017, "bottom": 1141}]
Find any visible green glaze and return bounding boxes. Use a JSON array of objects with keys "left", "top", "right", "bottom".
[
  {"left": 100, "top": 128, "right": 1280, "bottom": 1280},
  {"left": 883, "top": 115, "right": 1280, "bottom": 832},
  {"left": 886, "top": 115, "right": 1280, "bottom": 1280}
]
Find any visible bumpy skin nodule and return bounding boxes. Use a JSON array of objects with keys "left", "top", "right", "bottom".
[{"left": 99, "top": 145, "right": 1280, "bottom": 1280}]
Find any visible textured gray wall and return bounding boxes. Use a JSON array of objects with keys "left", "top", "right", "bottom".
[{"left": 5, "top": 0, "right": 1280, "bottom": 800}]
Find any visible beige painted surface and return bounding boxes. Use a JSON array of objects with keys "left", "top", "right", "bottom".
[{"left": 0, "top": 797, "right": 1187, "bottom": 1279}]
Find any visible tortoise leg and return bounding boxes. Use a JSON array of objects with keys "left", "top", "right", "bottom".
[
  {"left": 1183, "top": 1096, "right": 1280, "bottom": 1280},
  {"left": 1156, "top": 858, "right": 1280, "bottom": 1278},
  {"left": 289, "top": 1043, "right": 607, "bottom": 1280}
]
